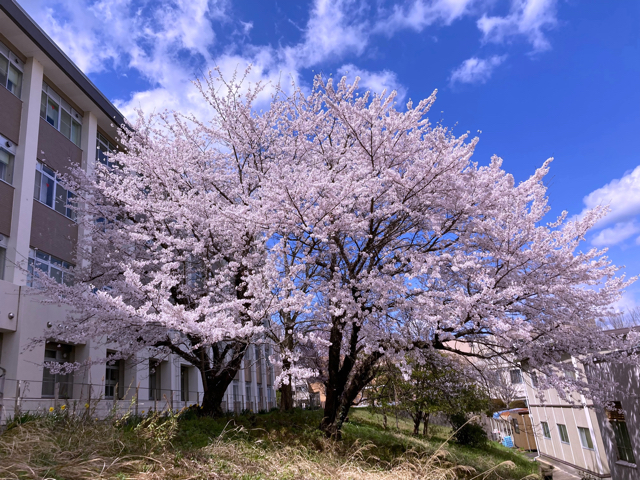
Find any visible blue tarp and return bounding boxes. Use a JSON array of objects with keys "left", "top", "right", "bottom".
[
  {"left": 502, "top": 436, "right": 514, "bottom": 448},
  {"left": 492, "top": 408, "right": 526, "bottom": 419}
]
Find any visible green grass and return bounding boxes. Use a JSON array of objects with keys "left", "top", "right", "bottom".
[
  {"left": 0, "top": 407, "right": 539, "bottom": 479},
  {"left": 345, "top": 409, "right": 537, "bottom": 479}
]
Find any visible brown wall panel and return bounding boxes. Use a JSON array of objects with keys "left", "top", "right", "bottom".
[
  {"left": 30, "top": 200, "right": 77, "bottom": 264},
  {"left": 37, "top": 118, "right": 82, "bottom": 174},
  {"left": 0, "top": 85, "right": 22, "bottom": 144},
  {"left": 0, "top": 180, "right": 13, "bottom": 236}
]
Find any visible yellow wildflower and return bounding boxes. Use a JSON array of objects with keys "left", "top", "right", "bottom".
[
  {"left": 60, "top": 405, "right": 66, "bottom": 410},
  {"left": 85, "top": 403, "right": 90, "bottom": 408},
  {"left": 49, "top": 406, "right": 54, "bottom": 412}
]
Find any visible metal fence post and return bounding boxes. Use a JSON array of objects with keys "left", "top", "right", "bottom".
[
  {"left": 54, "top": 382, "right": 59, "bottom": 409},
  {"left": 14, "top": 380, "right": 21, "bottom": 416},
  {"left": 135, "top": 384, "right": 139, "bottom": 416},
  {"left": 170, "top": 389, "right": 174, "bottom": 412},
  {"left": 113, "top": 382, "right": 118, "bottom": 413}
]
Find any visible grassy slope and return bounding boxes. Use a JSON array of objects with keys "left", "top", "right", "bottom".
[{"left": 0, "top": 408, "right": 539, "bottom": 480}]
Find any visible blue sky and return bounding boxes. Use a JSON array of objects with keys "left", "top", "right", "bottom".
[{"left": 20, "top": 0, "right": 640, "bottom": 308}]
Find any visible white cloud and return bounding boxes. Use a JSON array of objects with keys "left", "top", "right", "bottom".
[
  {"left": 579, "top": 165, "right": 640, "bottom": 229},
  {"left": 591, "top": 221, "right": 640, "bottom": 247},
  {"left": 284, "top": 0, "right": 369, "bottom": 68},
  {"left": 612, "top": 291, "right": 640, "bottom": 314},
  {"left": 19, "top": 0, "right": 562, "bottom": 122},
  {"left": 22, "top": 0, "right": 225, "bottom": 75},
  {"left": 477, "top": 0, "right": 557, "bottom": 52},
  {"left": 378, "top": 0, "right": 477, "bottom": 34},
  {"left": 449, "top": 55, "right": 506, "bottom": 85},
  {"left": 337, "top": 64, "right": 407, "bottom": 102}
]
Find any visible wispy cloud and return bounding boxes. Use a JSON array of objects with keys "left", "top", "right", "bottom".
[
  {"left": 449, "top": 55, "right": 506, "bottom": 85},
  {"left": 337, "top": 64, "right": 408, "bottom": 103},
  {"left": 378, "top": 0, "right": 477, "bottom": 34},
  {"left": 285, "top": 0, "right": 369, "bottom": 68},
  {"left": 591, "top": 221, "right": 640, "bottom": 247},
  {"left": 19, "top": 0, "right": 563, "bottom": 120},
  {"left": 477, "top": 0, "right": 558, "bottom": 52},
  {"left": 580, "top": 166, "right": 640, "bottom": 229}
]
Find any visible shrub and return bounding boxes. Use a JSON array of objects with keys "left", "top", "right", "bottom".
[{"left": 449, "top": 413, "right": 488, "bottom": 447}]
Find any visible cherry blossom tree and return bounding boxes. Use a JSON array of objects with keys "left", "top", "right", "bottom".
[
  {"left": 37, "top": 70, "right": 289, "bottom": 416},
  {"left": 37, "top": 70, "right": 636, "bottom": 429},
  {"left": 255, "top": 76, "right": 636, "bottom": 436}
]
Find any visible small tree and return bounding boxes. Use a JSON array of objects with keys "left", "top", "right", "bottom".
[{"left": 396, "top": 353, "right": 488, "bottom": 436}]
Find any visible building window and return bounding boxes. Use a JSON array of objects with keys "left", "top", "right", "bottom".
[
  {"left": 0, "top": 136, "right": 16, "bottom": 185},
  {"left": 105, "top": 357, "right": 122, "bottom": 399},
  {"left": 607, "top": 401, "right": 636, "bottom": 464},
  {"left": 40, "top": 82, "right": 82, "bottom": 147},
  {"left": 578, "top": 427, "right": 594, "bottom": 450},
  {"left": 512, "top": 418, "right": 520, "bottom": 434},
  {"left": 149, "top": 360, "right": 161, "bottom": 401},
  {"left": 558, "top": 424, "right": 570, "bottom": 444},
  {"left": 42, "top": 343, "right": 73, "bottom": 398},
  {"left": 510, "top": 369, "right": 523, "bottom": 384},
  {"left": 34, "top": 162, "right": 76, "bottom": 220},
  {"left": 0, "top": 41, "right": 23, "bottom": 98},
  {"left": 232, "top": 382, "right": 239, "bottom": 403},
  {"left": 0, "top": 246, "right": 6, "bottom": 281},
  {"left": 97, "top": 132, "right": 117, "bottom": 168},
  {"left": 27, "top": 249, "right": 73, "bottom": 287},
  {"left": 541, "top": 421, "right": 551, "bottom": 439},
  {"left": 180, "top": 365, "right": 189, "bottom": 402}
]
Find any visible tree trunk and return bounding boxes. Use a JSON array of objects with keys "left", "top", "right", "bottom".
[
  {"left": 279, "top": 381, "right": 294, "bottom": 411},
  {"left": 194, "top": 342, "right": 247, "bottom": 417},
  {"left": 319, "top": 316, "right": 351, "bottom": 438},
  {"left": 423, "top": 412, "right": 430, "bottom": 436},
  {"left": 201, "top": 380, "right": 226, "bottom": 416},
  {"left": 413, "top": 410, "right": 423, "bottom": 435},
  {"left": 278, "top": 315, "right": 295, "bottom": 412},
  {"left": 382, "top": 407, "right": 388, "bottom": 430},
  {"left": 320, "top": 345, "right": 384, "bottom": 438},
  {"left": 393, "top": 382, "right": 399, "bottom": 431}
]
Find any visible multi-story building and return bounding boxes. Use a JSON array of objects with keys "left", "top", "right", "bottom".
[
  {"left": 523, "top": 337, "right": 640, "bottom": 479},
  {"left": 0, "top": 0, "right": 276, "bottom": 421}
]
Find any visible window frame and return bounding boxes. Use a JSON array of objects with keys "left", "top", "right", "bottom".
[
  {"left": 180, "top": 365, "right": 190, "bottom": 402},
  {"left": 41, "top": 343, "right": 74, "bottom": 399},
  {"left": 27, "top": 248, "right": 73, "bottom": 287},
  {"left": 512, "top": 417, "right": 520, "bottom": 434},
  {"left": 97, "top": 132, "right": 118, "bottom": 168},
  {"left": 0, "top": 40, "right": 23, "bottom": 98},
  {"left": 105, "top": 356, "right": 122, "bottom": 400},
  {"left": 541, "top": 421, "right": 551, "bottom": 439},
  {"left": 34, "top": 161, "right": 77, "bottom": 221},
  {"left": 607, "top": 402, "right": 636, "bottom": 464},
  {"left": 0, "top": 134, "right": 16, "bottom": 185},
  {"left": 510, "top": 369, "right": 523, "bottom": 384},
  {"left": 557, "top": 423, "right": 570, "bottom": 444},
  {"left": 578, "top": 426, "right": 594, "bottom": 450},
  {"left": 40, "top": 82, "right": 83, "bottom": 147},
  {"left": 149, "top": 359, "right": 161, "bottom": 401},
  {"left": 0, "top": 247, "right": 6, "bottom": 282}
]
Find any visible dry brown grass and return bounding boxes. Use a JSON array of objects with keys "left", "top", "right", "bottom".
[{"left": 0, "top": 412, "right": 533, "bottom": 480}]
